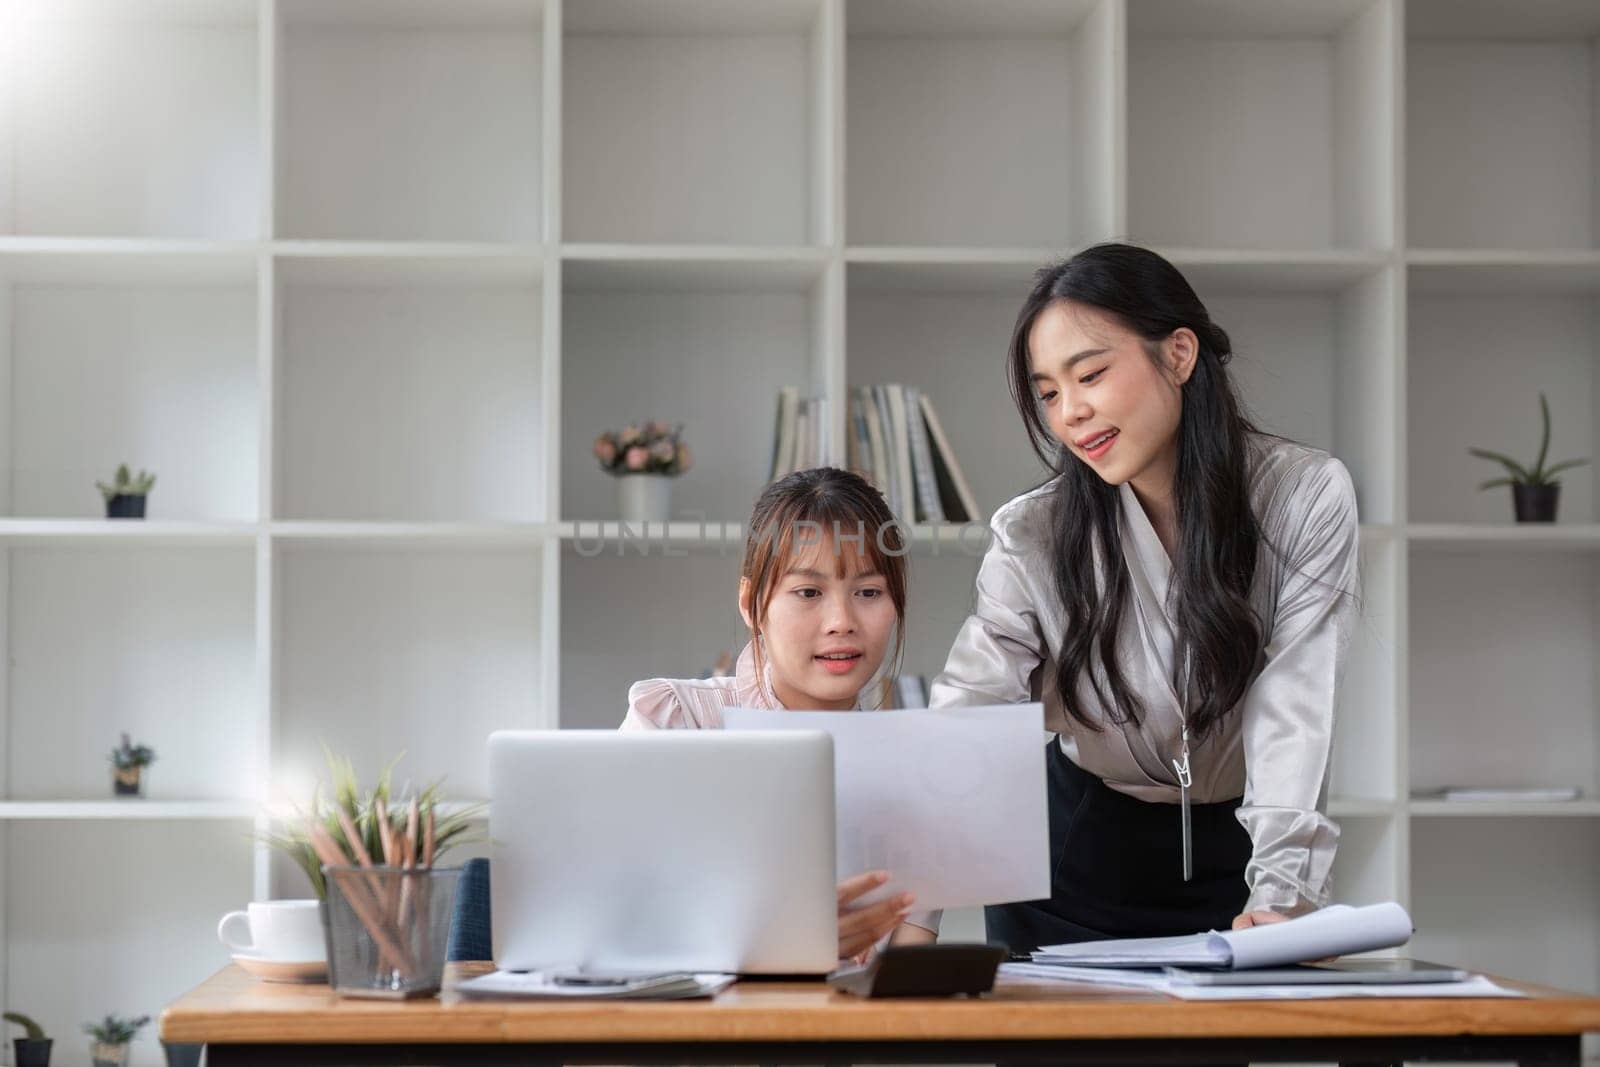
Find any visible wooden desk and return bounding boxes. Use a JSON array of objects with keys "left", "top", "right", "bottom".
[{"left": 163, "top": 961, "right": 1600, "bottom": 1066}]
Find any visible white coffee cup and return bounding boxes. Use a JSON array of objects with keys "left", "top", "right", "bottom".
[{"left": 217, "top": 900, "right": 326, "bottom": 962}]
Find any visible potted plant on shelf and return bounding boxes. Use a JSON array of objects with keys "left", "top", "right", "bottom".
[
  {"left": 82, "top": 1014, "right": 148, "bottom": 1067},
  {"left": 96, "top": 465, "right": 157, "bottom": 519},
  {"left": 594, "top": 421, "right": 692, "bottom": 523},
  {"left": 109, "top": 733, "right": 157, "bottom": 797},
  {"left": 1469, "top": 392, "right": 1589, "bottom": 523},
  {"left": 4, "top": 1011, "right": 52, "bottom": 1067}
]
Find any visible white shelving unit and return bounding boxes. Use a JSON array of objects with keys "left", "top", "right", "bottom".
[{"left": 1, "top": 0, "right": 1598, "bottom": 1062}]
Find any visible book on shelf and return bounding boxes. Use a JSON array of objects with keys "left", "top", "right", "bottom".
[
  {"left": 904, "top": 386, "right": 945, "bottom": 524},
  {"left": 917, "top": 390, "right": 980, "bottom": 524},
  {"left": 1412, "top": 786, "right": 1582, "bottom": 803},
  {"left": 766, "top": 384, "right": 978, "bottom": 525},
  {"left": 768, "top": 388, "right": 830, "bottom": 482},
  {"left": 769, "top": 386, "right": 798, "bottom": 482},
  {"left": 884, "top": 385, "right": 916, "bottom": 521}
]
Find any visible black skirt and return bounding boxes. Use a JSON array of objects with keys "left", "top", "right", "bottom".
[{"left": 985, "top": 740, "right": 1254, "bottom": 953}]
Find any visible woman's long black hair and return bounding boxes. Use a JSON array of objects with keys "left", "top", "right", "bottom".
[{"left": 1008, "top": 243, "right": 1264, "bottom": 742}]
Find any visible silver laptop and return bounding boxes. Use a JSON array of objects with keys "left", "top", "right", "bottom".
[{"left": 488, "top": 729, "right": 839, "bottom": 975}]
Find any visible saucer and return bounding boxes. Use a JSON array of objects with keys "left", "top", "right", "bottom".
[{"left": 233, "top": 953, "right": 328, "bottom": 983}]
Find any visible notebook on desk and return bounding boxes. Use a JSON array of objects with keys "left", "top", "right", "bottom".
[
  {"left": 456, "top": 969, "right": 736, "bottom": 1000},
  {"left": 1029, "top": 902, "right": 1414, "bottom": 970}
]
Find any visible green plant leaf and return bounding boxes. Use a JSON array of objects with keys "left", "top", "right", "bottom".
[
  {"left": 1467, "top": 448, "right": 1531, "bottom": 481},
  {"left": 1541, "top": 458, "right": 1589, "bottom": 479},
  {"left": 4, "top": 1011, "right": 45, "bottom": 1040},
  {"left": 1534, "top": 392, "right": 1552, "bottom": 480},
  {"left": 1476, "top": 477, "right": 1515, "bottom": 491}
]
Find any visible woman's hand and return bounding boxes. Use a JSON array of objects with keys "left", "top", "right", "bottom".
[{"left": 837, "top": 870, "right": 913, "bottom": 962}]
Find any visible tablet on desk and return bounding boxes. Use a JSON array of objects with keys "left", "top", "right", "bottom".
[{"left": 1162, "top": 959, "right": 1470, "bottom": 986}]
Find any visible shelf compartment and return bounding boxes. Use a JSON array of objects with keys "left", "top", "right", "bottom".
[
  {"left": 1409, "top": 550, "right": 1600, "bottom": 801},
  {"left": 5, "top": 0, "right": 261, "bottom": 239},
  {"left": 0, "top": 261, "right": 258, "bottom": 520},
  {"left": 1127, "top": 0, "right": 1395, "bottom": 251},
  {"left": 846, "top": 0, "right": 1117, "bottom": 248},
  {"left": 4, "top": 546, "right": 258, "bottom": 802},
  {"left": 1327, "top": 811, "right": 1401, "bottom": 907},
  {"left": 1407, "top": 288, "right": 1599, "bottom": 524},
  {"left": 275, "top": 255, "right": 544, "bottom": 521},
  {"left": 274, "top": 545, "right": 543, "bottom": 803},
  {"left": 1186, "top": 266, "right": 1398, "bottom": 524},
  {"left": 276, "top": 0, "right": 544, "bottom": 241},
  {"left": 1410, "top": 818, "right": 1600, "bottom": 994},
  {"left": 560, "top": 547, "right": 744, "bottom": 730},
  {"left": 4, "top": 819, "right": 253, "bottom": 1067},
  {"left": 1406, "top": 0, "right": 1600, "bottom": 250},
  {"left": 564, "top": 0, "right": 823, "bottom": 245},
  {"left": 845, "top": 264, "right": 1056, "bottom": 518},
  {"left": 561, "top": 260, "right": 826, "bottom": 522}
]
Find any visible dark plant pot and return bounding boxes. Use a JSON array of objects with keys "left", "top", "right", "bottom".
[
  {"left": 1512, "top": 483, "right": 1559, "bottom": 523},
  {"left": 113, "top": 766, "right": 143, "bottom": 797},
  {"left": 106, "top": 494, "right": 147, "bottom": 519},
  {"left": 13, "top": 1037, "right": 52, "bottom": 1067},
  {"left": 163, "top": 1040, "right": 203, "bottom": 1067}
]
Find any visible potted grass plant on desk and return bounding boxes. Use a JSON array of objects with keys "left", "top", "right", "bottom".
[{"left": 261, "top": 752, "right": 482, "bottom": 1000}]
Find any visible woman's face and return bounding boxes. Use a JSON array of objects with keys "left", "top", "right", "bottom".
[
  {"left": 1027, "top": 300, "right": 1196, "bottom": 494},
  {"left": 741, "top": 534, "right": 897, "bottom": 711}
]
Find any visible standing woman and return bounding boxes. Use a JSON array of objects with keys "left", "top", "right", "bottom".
[{"left": 931, "top": 244, "right": 1358, "bottom": 951}]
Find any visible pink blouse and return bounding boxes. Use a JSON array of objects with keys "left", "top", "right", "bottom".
[
  {"left": 620, "top": 641, "right": 938, "bottom": 934},
  {"left": 621, "top": 642, "right": 791, "bottom": 730}
]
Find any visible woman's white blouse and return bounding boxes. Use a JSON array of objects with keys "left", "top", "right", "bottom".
[{"left": 929, "top": 435, "right": 1359, "bottom": 918}]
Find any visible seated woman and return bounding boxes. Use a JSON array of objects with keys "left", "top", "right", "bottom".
[{"left": 622, "top": 466, "right": 937, "bottom": 960}]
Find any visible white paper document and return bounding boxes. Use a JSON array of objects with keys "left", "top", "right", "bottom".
[
  {"left": 723, "top": 704, "right": 1050, "bottom": 913},
  {"left": 1031, "top": 902, "right": 1415, "bottom": 969},
  {"left": 456, "top": 970, "right": 736, "bottom": 1000},
  {"left": 998, "top": 963, "right": 1521, "bottom": 1000}
]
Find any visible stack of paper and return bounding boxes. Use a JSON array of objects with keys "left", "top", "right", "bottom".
[
  {"left": 723, "top": 704, "right": 1049, "bottom": 913},
  {"left": 1029, "top": 902, "right": 1414, "bottom": 970},
  {"left": 998, "top": 963, "right": 1520, "bottom": 1001},
  {"left": 1002, "top": 902, "right": 1521, "bottom": 1000},
  {"left": 456, "top": 970, "right": 736, "bottom": 1000}
]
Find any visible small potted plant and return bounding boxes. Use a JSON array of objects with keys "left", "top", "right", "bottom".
[
  {"left": 260, "top": 750, "right": 482, "bottom": 998},
  {"left": 82, "top": 1014, "right": 148, "bottom": 1067},
  {"left": 1469, "top": 392, "right": 1589, "bottom": 523},
  {"left": 96, "top": 464, "right": 157, "bottom": 519},
  {"left": 109, "top": 733, "right": 157, "bottom": 797},
  {"left": 4, "top": 1011, "right": 52, "bottom": 1067},
  {"left": 593, "top": 421, "right": 692, "bottom": 523}
]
